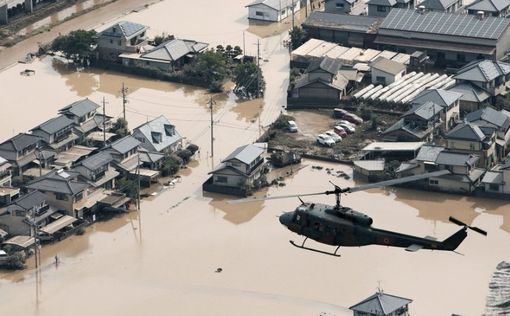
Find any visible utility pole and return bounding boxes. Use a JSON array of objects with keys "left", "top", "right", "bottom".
[
  {"left": 121, "top": 82, "right": 128, "bottom": 122},
  {"left": 209, "top": 96, "right": 214, "bottom": 157},
  {"left": 102, "top": 97, "right": 107, "bottom": 146},
  {"left": 242, "top": 31, "right": 246, "bottom": 62},
  {"left": 137, "top": 153, "right": 141, "bottom": 211},
  {"left": 291, "top": 0, "right": 295, "bottom": 28},
  {"left": 256, "top": 39, "right": 260, "bottom": 98}
]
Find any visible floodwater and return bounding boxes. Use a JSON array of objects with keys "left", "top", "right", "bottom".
[{"left": 0, "top": 0, "right": 509, "bottom": 315}]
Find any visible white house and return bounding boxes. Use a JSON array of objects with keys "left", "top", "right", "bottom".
[
  {"left": 132, "top": 115, "right": 182, "bottom": 154},
  {"left": 246, "top": 0, "right": 301, "bottom": 22},
  {"left": 370, "top": 57, "right": 406, "bottom": 85}
]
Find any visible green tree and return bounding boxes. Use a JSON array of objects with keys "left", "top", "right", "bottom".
[
  {"left": 233, "top": 61, "right": 265, "bottom": 99},
  {"left": 183, "top": 50, "right": 229, "bottom": 92},
  {"left": 176, "top": 149, "right": 193, "bottom": 163},
  {"left": 160, "top": 155, "right": 183, "bottom": 176},
  {"left": 233, "top": 45, "right": 243, "bottom": 57},
  {"left": 111, "top": 118, "right": 129, "bottom": 138},
  {"left": 153, "top": 33, "right": 174, "bottom": 46},
  {"left": 116, "top": 178, "right": 138, "bottom": 198},
  {"left": 289, "top": 26, "right": 306, "bottom": 50},
  {"left": 186, "top": 144, "right": 199, "bottom": 155},
  {"left": 51, "top": 29, "right": 97, "bottom": 64}
]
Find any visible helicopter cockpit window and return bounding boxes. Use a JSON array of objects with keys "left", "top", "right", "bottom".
[{"left": 294, "top": 214, "right": 301, "bottom": 223}]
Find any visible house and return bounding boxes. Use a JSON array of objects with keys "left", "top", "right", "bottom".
[
  {"left": 132, "top": 115, "right": 182, "bottom": 154},
  {"left": 367, "top": 0, "right": 396, "bottom": 16},
  {"left": 246, "top": 0, "right": 301, "bottom": 22},
  {"left": 420, "top": 0, "right": 462, "bottom": 12},
  {"left": 383, "top": 101, "right": 443, "bottom": 141},
  {"left": 445, "top": 122, "right": 497, "bottom": 168},
  {"left": 203, "top": 144, "right": 266, "bottom": 196},
  {"left": 59, "top": 98, "right": 112, "bottom": 138},
  {"left": 465, "top": 107, "right": 510, "bottom": 160},
  {"left": 0, "top": 133, "right": 42, "bottom": 175},
  {"left": 349, "top": 291, "right": 412, "bottom": 316},
  {"left": 105, "top": 135, "right": 142, "bottom": 176},
  {"left": 481, "top": 157, "right": 510, "bottom": 194},
  {"left": 324, "top": 0, "right": 364, "bottom": 14},
  {"left": 96, "top": 21, "right": 149, "bottom": 61},
  {"left": 353, "top": 160, "right": 385, "bottom": 181},
  {"left": 0, "top": 191, "right": 56, "bottom": 236},
  {"left": 30, "top": 115, "right": 77, "bottom": 153},
  {"left": 291, "top": 56, "right": 348, "bottom": 104},
  {"left": 73, "top": 151, "right": 119, "bottom": 189},
  {"left": 375, "top": 9, "right": 510, "bottom": 64},
  {"left": 361, "top": 142, "right": 424, "bottom": 161},
  {"left": 120, "top": 38, "right": 208, "bottom": 72},
  {"left": 370, "top": 57, "right": 406, "bottom": 85},
  {"left": 411, "top": 88, "right": 462, "bottom": 131},
  {"left": 302, "top": 12, "right": 381, "bottom": 48},
  {"left": 0, "top": 156, "right": 13, "bottom": 187},
  {"left": 466, "top": 0, "right": 510, "bottom": 17},
  {"left": 452, "top": 60, "right": 510, "bottom": 105},
  {"left": 26, "top": 169, "right": 90, "bottom": 218},
  {"left": 448, "top": 82, "right": 491, "bottom": 113}
]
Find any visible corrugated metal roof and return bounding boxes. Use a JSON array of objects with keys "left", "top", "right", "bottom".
[
  {"left": 353, "top": 160, "right": 385, "bottom": 171},
  {"left": 59, "top": 98, "right": 99, "bottom": 118},
  {"left": 222, "top": 144, "right": 264, "bottom": 165},
  {"left": 349, "top": 292, "right": 412, "bottom": 314},
  {"left": 454, "top": 60, "right": 510, "bottom": 82},
  {"left": 303, "top": 11, "right": 380, "bottom": 33},
  {"left": 40, "top": 215, "right": 77, "bottom": 235},
  {"left": 380, "top": 8, "right": 510, "bottom": 40}
]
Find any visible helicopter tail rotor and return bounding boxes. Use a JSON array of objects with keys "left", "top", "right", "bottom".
[{"left": 449, "top": 216, "right": 487, "bottom": 236}]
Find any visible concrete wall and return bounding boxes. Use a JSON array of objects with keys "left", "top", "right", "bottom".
[
  {"left": 367, "top": 4, "right": 391, "bottom": 17},
  {"left": 428, "top": 176, "right": 472, "bottom": 193},
  {"left": 371, "top": 68, "right": 402, "bottom": 85}
]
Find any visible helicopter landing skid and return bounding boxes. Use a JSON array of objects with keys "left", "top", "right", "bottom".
[{"left": 289, "top": 239, "right": 341, "bottom": 257}]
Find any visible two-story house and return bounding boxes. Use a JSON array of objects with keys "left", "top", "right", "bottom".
[
  {"left": 325, "top": 0, "right": 365, "bottom": 14},
  {"left": 105, "top": 135, "right": 142, "bottom": 176},
  {"left": 204, "top": 144, "right": 266, "bottom": 196},
  {"left": 0, "top": 156, "right": 12, "bottom": 187},
  {"left": 26, "top": 169, "right": 90, "bottom": 218},
  {"left": 246, "top": 0, "right": 301, "bottom": 22},
  {"left": 466, "top": 0, "right": 510, "bottom": 17},
  {"left": 96, "top": 21, "right": 149, "bottom": 61},
  {"left": 0, "top": 133, "right": 42, "bottom": 175},
  {"left": 445, "top": 122, "right": 497, "bottom": 168},
  {"left": 30, "top": 115, "right": 77, "bottom": 153},
  {"left": 0, "top": 191, "right": 57, "bottom": 236},
  {"left": 420, "top": 0, "right": 462, "bottom": 12},
  {"left": 465, "top": 107, "right": 510, "bottom": 160},
  {"left": 411, "top": 89, "right": 462, "bottom": 132},
  {"left": 59, "top": 98, "right": 112, "bottom": 138},
  {"left": 481, "top": 156, "right": 510, "bottom": 195},
  {"left": 132, "top": 115, "right": 182, "bottom": 154},
  {"left": 74, "top": 151, "right": 119, "bottom": 189}
]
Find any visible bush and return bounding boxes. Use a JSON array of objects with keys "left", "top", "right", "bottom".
[
  {"left": 360, "top": 109, "right": 373, "bottom": 121},
  {"left": 160, "top": 155, "right": 183, "bottom": 176},
  {"left": 176, "top": 149, "right": 193, "bottom": 163},
  {"left": 116, "top": 178, "right": 138, "bottom": 198},
  {"left": 186, "top": 144, "right": 199, "bottom": 154},
  {"left": 11, "top": 176, "right": 29, "bottom": 188},
  {"left": 110, "top": 118, "right": 129, "bottom": 138},
  {"left": 0, "top": 253, "right": 26, "bottom": 270},
  {"left": 371, "top": 115, "right": 380, "bottom": 130},
  {"left": 273, "top": 114, "right": 295, "bottom": 130}
]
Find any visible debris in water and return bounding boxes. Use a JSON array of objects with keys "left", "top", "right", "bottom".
[
  {"left": 486, "top": 261, "right": 510, "bottom": 314},
  {"left": 215, "top": 268, "right": 223, "bottom": 273}
]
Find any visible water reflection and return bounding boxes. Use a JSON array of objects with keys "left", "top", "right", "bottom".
[{"left": 207, "top": 192, "right": 266, "bottom": 224}]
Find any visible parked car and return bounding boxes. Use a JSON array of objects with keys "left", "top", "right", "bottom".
[
  {"left": 337, "top": 120, "right": 355, "bottom": 127},
  {"left": 333, "top": 126, "right": 348, "bottom": 138},
  {"left": 339, "top": 123, "right": 355, "bottom": 133},
  {"left": 343, "top": 113, "right": 364, "bottom": 125},
  {"left": 287, "top": 120, "right": 298, "bottom": 133},
  {"left": 333, "top": 108, "right": 350, "bottom": 118},
  {"left": 324, "top": 130, "right": 342, "bottom": 143},
  {"left": 316, "top": 134, "right": 336, "bottom": 147}
]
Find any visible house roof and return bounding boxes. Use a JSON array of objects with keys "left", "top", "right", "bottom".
[
  {"left": 246, "top": 0, "right": 296, "bottom": 10},
  {"left": 7, "top": 191, "right": 46, "bottom": 212},
  {"left": 448, "top": 82, "right": 491, "bottom": 103},
  {"left": 416, "top": 145, "right": 445, "bottom": 162},
  {"left": 349, "top": 292, "right": 412, "bottom": 314},
  {"left": 482, "top": 171, "right": 503, "bottom": 184},
  {"left": 141, "top": 39, "right": 208, "bottom": 62},
  {"left": 383, "top": 118, "right": 432, "bottom": 139},
  {"left": 100, "top": 21, "right": 148, "bottom": 39},
  {"left": 31, "top": 115, "right": 74, "bottom": 135},
  {"left": 379, "top": 8, "right": 510, "bottom": 40},
  {"left": 436, "top": 151, "right": 479, "bottom": 166},
  {"left": 303, "top": 11, "right": 381, "bottom": 33},
  {"left": 26, "top": 169, "right": 89, "bottom": 195},
  {"left": 446, "top": 122, "right": 486, "bottom": 141},
  {"left": 403, "top": 101, "right": 443, "bottom": 120},
  {"left": 465, "top": 107, "right": 510, "bottom": 131},
  {"left": 0, "top": 133, "right": 41, "bottom": 152},
  {"left": 294, "top": 74, "right": 348, "bottom": 91},
  {"left": 420, "top": 0, "right": 457, "bottom": 10},
  {"left": 467, "top": 0, "right": 510, "bottom": 12},
  {"left": 370, "top": 57, "right": 406, "bottom": 75},
  {"left": 138, "top": 150, "right": 165, "bottom": 164},
  {"left": 500, "top": 157, "right": 510, "bottom": 169},
  {"left": 368, "top": 0, "right": 396, "bottom": 6},
  {"left": 77, "top": 151, "right": 113, "bottom": 171},
  {"left": 454, "top": 60, "right": 510, "bottom": 82},
  {"left": 59, "top": 98, "right": 100, "bottom": 118},
  {"left": 133, "top": 115, "right": 182, "bottom": 152},
  {"left": 411, "top": 89, "right": 462, "bottom": 108},
  {"left": 222, "top": 144, "right": 264, "bottom": 165},
  {"left": 109, "top": 135, "right": 141, "bottom": 155},
  {"left": 306, "top": 56, "right": 341, "bottom": 75},
  {"left": 353, "top": 160, "right": 385, "bottom": 171}
]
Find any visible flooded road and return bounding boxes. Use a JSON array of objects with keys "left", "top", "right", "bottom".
[{"left": 0, "top": 0, "right": 509, "bottom": 315}]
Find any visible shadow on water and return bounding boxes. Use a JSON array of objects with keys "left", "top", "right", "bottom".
[{"left": 205, "top": 191, "right": 266, "bottom": 225}]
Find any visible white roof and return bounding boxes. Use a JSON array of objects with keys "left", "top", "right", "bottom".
[
  {"left": 338, "top": 47, "right": 363, "bottom": 64},
  {"left": 354, "top": 49, "right": 381, "bottom": 63},
  {"left": 353, "top": 160, "right": 385, "bottom": 171},
  {"left": 362, "top": 142, "right": 425, "bottom": 152},
  {"left": 292, "top": 39, "right": 325, "bottom": 57},
  {"left": 40, "top": 215, "right": 77, "bottom": 235},
  {"left": 325, "top": 45, "right": 349, "bottom": 59},
  {"left": 306, "top": 42, "right": 338, "bottom": 58}
]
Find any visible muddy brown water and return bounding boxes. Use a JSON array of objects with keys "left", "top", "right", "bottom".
[{"left": 0, "top": 1, "right": 509, "bottom": 315}]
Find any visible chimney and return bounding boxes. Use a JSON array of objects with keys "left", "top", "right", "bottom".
[{"left": 477, "top": 10, "right": 485, "bottom": 19}]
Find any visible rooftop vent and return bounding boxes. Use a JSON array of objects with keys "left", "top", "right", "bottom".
[
  {"left": 417, "top": 5, "right": 426, "bottom": 13},
  {"left": 477, "top": 10, "right": 485, "bottom": 20}
]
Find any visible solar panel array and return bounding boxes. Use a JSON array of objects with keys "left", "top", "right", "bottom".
[{"left": 380, "top": 8, "right": 510, "bottom": 40}]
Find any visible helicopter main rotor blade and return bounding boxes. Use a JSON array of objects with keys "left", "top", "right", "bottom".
[
  {"left": 348, "top": 170, "right": 451, "bottom": 193},
  {"left": 228, "top": 191, "right": 326, "bottom": 204}
]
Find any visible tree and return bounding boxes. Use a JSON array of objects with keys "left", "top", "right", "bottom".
[
  {"left": 160, "top": 155, "right": 182, "bottom": 176},
  {"left": 183, "top": 50, "right": 229, "bottom": 92},
  {"left": 51, "top": 29, "right": 97, "bottom": 64},
  {"left": 233, "top": 61, "right": 265, "bottom": 99},
  {"left": 186, "top": 144, "right": 199, "bottom": 155},
  {"left": 289, "top": 26, "right": 306, "bottom": 51},
  {"left": 176, "top": 149, "right": 193, "bottom": 163},
  {"left": 116, "top": 178, "right": 138, "bottom": 198},
  {"left": 153, "top": 33, "right": 175, "bottom": 46},
  {"left": 111, "top": 118, "right": 129, "bottom": 138}
]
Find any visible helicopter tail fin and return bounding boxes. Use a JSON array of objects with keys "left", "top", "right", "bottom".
[{"left": 441, "top": 227, "right": 467, "bottom": 251}]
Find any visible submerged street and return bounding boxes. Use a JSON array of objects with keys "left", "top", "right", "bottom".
[{"left": 0, "top": 1, "right": 509, "bottom": 315}]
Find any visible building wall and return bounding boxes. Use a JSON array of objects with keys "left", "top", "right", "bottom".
[
  {"left": 428, "top": 176, "right": 473, "bottom": 193},
  {"left": 367, "top": 4, "right": 391, "bottom": 17},
  {"left": 97, "top": 32, "right": 146, "bottom": 61},
  {"left": 503, "top": 169, "right": 510, "bottom": 193},
  {"left": 31, "top": 130, "right": 51, "bottom": 144},
  {"left": 496, "top": 26, "right": 510, "bottom": 60},
  {"left": 371, "top": 68, "right": 402, "bottom": 85},
  {"left": 297, "top": 83, "right": 341, "bottom": 100},
  {"left": 213, "top": 173, "right": 246, "bottom": 187},
  {"left": 325, "top": 0, "right": 353, "bottom": 13},
  {"left": 121, "top": 57, "right": 173, "bottom": 72},
  {"left": 247, "top": 4, "right": 279, "bottom": 21},
  {"left": 42, "top": 190, "right": 87, "bottom": 218}
]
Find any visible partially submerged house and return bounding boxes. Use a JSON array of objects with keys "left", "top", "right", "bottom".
[
  {"left": 481, "top": 156, "right": 510, "bottom": 195},
  {"left": 30, "top": 115, "right": 77, "bottom": 153},
  {"left": 246, "top": 0, "right": 301, "bottom": 22},
  {"left": 132, "top": 115, "right": 182, "bottom": 154},
  {"left": 96, "top": 21, "right": 149, "bottom": 61},
  {"left": 59, "top": 98, "right": 111, "bottom": 138},
  {"left": 420, "top": 0, "right": 462, "bottom": 12},
  {"left": 370, "top": 57, "right": 406, "bottom": 85},
  {"left": 349, "top": 291, "right": 412, "bottom": 316},
  {"left": 465, "top": 107, "right": 510, "bottom": 160},
  {"left": 74, "top": 151, "right": 119, "bottom": 189},
  {"left": 203, "top": 144, "right": 266, "bottom": 196},
  {"left": 0, "top": 133, "right": 42, "bottom": 175},
  {"left": 466, "top": 0, "right": 510, "bottom": 17},
  {"left": 445, "top": 122, "right": 497, "bottom": 168}
]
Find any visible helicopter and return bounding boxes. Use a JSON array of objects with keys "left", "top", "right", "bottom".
[{"left": 233, "top": 170, "right": 487, "bottom": 257}]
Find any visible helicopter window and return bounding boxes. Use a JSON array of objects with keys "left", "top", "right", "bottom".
[{"left": 294, "top": 214, "right": 301, "bottom": 223}]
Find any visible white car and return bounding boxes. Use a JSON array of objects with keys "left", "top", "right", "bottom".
[
  {"left": 324, "top": 130, "right": 342, "bottom": 143},
  {"left": 337, "top": 120, "right": 355, "bottom": 127},
  {"left": 339, "top": 123, "right": 356, "bottom": 133},
  {"left": 287, "top": 120, "right": 298, "bottom": 133},
  {"left": 316, "top": 134, "right": 336, "bottom": 147}
]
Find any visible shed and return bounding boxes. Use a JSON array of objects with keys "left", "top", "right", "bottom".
[
  {"left": 370, "top": 57, "right": 406, "bottom": 85},
  {"left": 353, "top": 160, "right": 385, "bottom": 180},
  {"left": 361, "top": 142, "right": 424, "bottom": 160}
]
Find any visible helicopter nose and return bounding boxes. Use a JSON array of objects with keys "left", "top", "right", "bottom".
[{"left": 279, "top": 212, "right": 293, "bottom": 227}]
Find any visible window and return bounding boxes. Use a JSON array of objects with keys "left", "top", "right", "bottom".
[
  {"left": 429, "top": 179, "right": 439, "bottom": 185},
  {"left": 470, "top": 143, "right": 476, "bottom": 150},
  {"left": 164, "top": 124, "right": 175, "bottom": 136},
  {"left": 377, "top": 5, "right": 387, "bottom": 12},
  {"left": 55, "top": 193, "right": 68, "bottom": 201},
  {"left": 489, "top": 183, "right": 500, "bottom": 191},
  {"left": 336, "top": 2, "right": 344, "bottom": 8},
  {"left": 151, "top": 132, "right": 162, "bottom": 144},
  {"left": 281, "top": 9, "right": 286, "bottom": 14},
  {"left": 216, "top": 176, "right": 228, "bottom": 183},
  {"left": 255, "top": 11, "right": 264, "bottom": 16},
  {"left": 118, "top": 40, "right": 122, "bottom": 46}
]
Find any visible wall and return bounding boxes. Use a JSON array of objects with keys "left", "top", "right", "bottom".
[
  {"left": 367, "top": 4, "right": 391, "bottom": 17},
  {"left": 496, "top": 26, "right": 510, "bottom": 60},
  {"left": 325, "top": 0, "right": 353, "bottom": 13},
  {"left": 371, "top": 68, "right": 397, "bottom": 85},
  {"left": 503, "top": 169, "right": 510, "bottom": 194},
  {"left": 428, "top": 176, "right": 472, "bottom": 193},
  {"left": 297, "top": 82, "right": 341, "bottom": 100},
  {"left": 247, "top": 4, "right": 278, "bottom": 21},
  {"left": 122, "top": 57, "right": 173, "bottom": 73}
]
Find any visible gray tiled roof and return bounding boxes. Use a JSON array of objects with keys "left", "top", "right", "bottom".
[
  {"left": 246, "top": 0, "right": 296, "bottom": 9},
  {"left": 306, "top": 56, "right": 341, "bottom": 75},
  {"left": 465, "top": 107, "right": 510, "bottom": 131},
  {"left": 0, "top": 133, "right": 41, "bottom": 152},
  {"left": 133, "top": 115, "right": 182, "bottom": 153},
  {"left": 100, "top": 21, "right": 147, "bottom": 39},
  {"left": 416, "top": 145, "right": 445, "bottom": 162},
  {"left": 482, "top": 171, "right": 503, "bottom": 184},
  {"left": 448, "top": 82, "right": 490, "bottom": 103},
  {"left": 368, "top": 0, "right": 396, "bottom": 5},
  {"left": 404, "top": 101, "right": 443, "bottom": 120},
  {"left": 412, "top": 89, "right": 462, "bottom": 108},
  {"left": 78, "top": 151, "right": 113, "bottom": 171},
  {"left": 141, "top": 39, "right": 209, "bottom": 62},
  {"left": 294, "top": 73, "right": 348, "bottom": 90},
  {"left": 222, "top": 144, "right": 264, "bottom": 165},
  {"left": 380, "top": 8, "right": 510, "bottom": 40},
  {"left": 349, "top": 292, "right": 412, "bottom": 314},
  {"left": 31, "top": 115, "right": 74, "bottom": 135},
  {"left": 370, "top": 57, "right": 406, "bottom": 75},
  {"left": 303, "top": 11, "right": 380, "bottom": 33},
  {"left": 446, "top": 123, "right": 485, "bottom": 141},
  {"left": 109, "top": 135, "right": 141, "bottom": 154},
  {"left": 27, "top": 169, "right": 89, "bottom": 195},
  {"left": 436, "top": 151, "right": 479, "bottom": 166},
  {"left": 59, "top": 98, "right": 100, "bottom": 118},
  {"left": 420, "top": 0, "right": 457, "bottom": 10},
  {"left": 454, "top": 60, "right": 510, "bottom": 82},
  {"left": 7, "top": 191, "right": 46, "bottom": 212},
  {"left": 467, "top": 0, "right": 510, "bottom": 12}
]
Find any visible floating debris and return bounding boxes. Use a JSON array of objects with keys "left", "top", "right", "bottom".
[
  {"left": 215, "top": 267, "right": 223, "bottom": 273},
  {"left": 486, "top": 261, "right": 510, "bottom": 314}
]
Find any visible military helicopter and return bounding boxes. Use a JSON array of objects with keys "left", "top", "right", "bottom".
[{"left": 233, "top": 170, "right": 486, "bottom": 257}]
